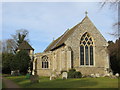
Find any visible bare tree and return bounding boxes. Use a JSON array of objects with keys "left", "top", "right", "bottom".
[
  {"left": 100, "top": 0, "right": 118, "bottom": 9},
  {"left": 2, "top": 29, "right": 29, "bottom": 54},
  {"left": 1, "top": 39, "right": 16, "bottom": 53},
  {"left": 12, "top": 29, "right": 29, "bottom": 46},
  {"left": 100, "top": 1, "right": 119, "bottom": 38}
]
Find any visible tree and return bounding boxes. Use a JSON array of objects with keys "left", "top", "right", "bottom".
[
  {"left": 2, "top": 29, "right": 31, "bottom": 74},
  {"left": 2, "top": 39, "right": 17, "bottom": 54},
  {"left": 100, "top": 1, "right": 119, "bottom": 37},
  {"left": 2, "top": 29, "right": 29, "bottom": 54},
  {"left": 12, "top": 29, "right": 29, "bottom": 45},
  {"left": 100, "top": 1, "right": 120, "bottom": 74},
  {"left": 100, "top": 1, "right": 118, "bottom": 9},
  {"left": 108, "top": 38, "right": 120, "bottom": 74},
  {"left": 12, "top": 29, "right": 29, "bottom": 53},
  {"left": 2, "top": 53, "right": 15, "bottom": 74},
  {"left": 10, "top": 50, "right": 31, "bottom": 74}
]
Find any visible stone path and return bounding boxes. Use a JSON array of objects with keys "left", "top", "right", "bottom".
[{"left": 2, "top": 77, "right": 21, "bottom": 88}]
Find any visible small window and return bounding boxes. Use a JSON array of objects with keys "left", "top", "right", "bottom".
[{"left": 42, "top": 55, "right": 49, "bottom": 68}]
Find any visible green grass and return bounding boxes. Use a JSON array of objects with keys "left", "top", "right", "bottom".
[{"left": 6, "top": 76, "right": 119, "bottom": 88}]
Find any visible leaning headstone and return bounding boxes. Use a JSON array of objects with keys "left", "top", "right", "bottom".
[
  {"left": 104, "top": 73, "right": 110, "bottom": 77},
  {"left": 62, "top": 72, "right": 67, "bottom": 80},
  {"left": 82, "top": 75, "right": 86, "bottom": 78},
  {"left": 50, "top": 74, "right": 56, "bottom": 80},
  {"left": 11, "top": 71, "right": 14, "bottom": 76},
  {"left": 50, "top": 76, "right": 52, "bottom": 80}
]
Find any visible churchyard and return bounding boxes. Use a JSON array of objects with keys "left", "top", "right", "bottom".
[{"left": 3, "top": 75, "right": 119, "bottom": 88}]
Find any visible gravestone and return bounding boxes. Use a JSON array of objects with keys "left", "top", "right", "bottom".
[
  {"left": 62, "top": 72, "right": 67, "bottom": 80},
  {"left": 103, "top": 73, "right": 110, "bottom": 77},
  {"left": 90, "top": 74, "right": 95, "bottom": 78},
  {"left": 50, "top": 74, "right": 56, "bottom": 80},
  {"left": 95, "top": 73, "right": 100, "bottom": 78},
  {"left": 11, "top": 70, "right": 20, "bottom": 76}
]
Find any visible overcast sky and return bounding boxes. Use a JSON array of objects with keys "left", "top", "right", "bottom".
[{"left": 2, "top": 2, "right": 117, "bottom": 53}]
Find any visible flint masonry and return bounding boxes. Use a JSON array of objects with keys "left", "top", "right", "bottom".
[{"left": 33, "top": 14, "right": 110, "bottom": 76}]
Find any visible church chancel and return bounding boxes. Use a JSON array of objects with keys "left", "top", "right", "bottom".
[{"left": 33, "top": 13, "right": 110, "bottom": 76}]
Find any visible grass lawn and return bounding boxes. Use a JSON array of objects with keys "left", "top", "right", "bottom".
[{"left": 6, "top": 76, "right": 119, "bottom": 88}]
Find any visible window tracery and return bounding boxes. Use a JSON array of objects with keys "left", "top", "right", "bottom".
[
  {"left": 42, "top": 55, "right": 49, "bottom": 68},
  {"left": 80, "top": 32, "right": 94, "bottom": 66}
]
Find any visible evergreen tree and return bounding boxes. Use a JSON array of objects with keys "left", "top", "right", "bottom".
[
  {"left": 108, "top": 38, "right": 120, "bottom": 74},
  {"left": 2, "top": 53, "right": 14, "bottom": 74},
  {"left": 10, "top": 50, "right": 31, "bottom": 74}
]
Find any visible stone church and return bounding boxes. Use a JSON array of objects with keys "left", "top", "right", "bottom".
[{"left": 32, "top": 14, "right": 110, "bottom": 76}]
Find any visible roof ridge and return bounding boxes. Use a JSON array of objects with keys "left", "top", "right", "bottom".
[
  {"left": 51, "top": 29, "right": 70, "bottom": 50},
  {"left": 44, "top": 16, "right": 89, "bottom": 52},
  {"left": 17, "top": 41, "right": 34, "bottom": 50},
  {"left": 44, "top": 35, "right": 63, "bottom": 52}
]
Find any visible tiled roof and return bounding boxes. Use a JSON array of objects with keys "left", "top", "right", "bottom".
[
  {"left": 17, "top": 41, "right": 34, "bottom": 50},
  {"left": 44, "top": 16, "right": 88, "bottom": 52}
]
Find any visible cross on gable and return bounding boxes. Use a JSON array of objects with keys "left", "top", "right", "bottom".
[{"left": 85, "top": 11, "right": 88, "bottom": 16}]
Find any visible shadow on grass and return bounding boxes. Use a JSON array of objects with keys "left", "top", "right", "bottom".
[{"left": 24, "top": 78, "right": 98, "bottom": 88}]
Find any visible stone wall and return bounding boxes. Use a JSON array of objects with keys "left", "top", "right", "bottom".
[
  {"left": 65, "top": 16, "right": 109, "bottom": 75},
  {"left": 34, "top": 16, "right": 110, "bottom": 76},
  {"left": 34, "top": 46, "right": 72, "bottom": 76}
]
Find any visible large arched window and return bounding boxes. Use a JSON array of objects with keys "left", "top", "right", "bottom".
[
  {"left": 80, "top": 32, "right": 94, "bottom": 66},
  {"left": 42, "top": 55, "right": 49, "bottom": 68}
]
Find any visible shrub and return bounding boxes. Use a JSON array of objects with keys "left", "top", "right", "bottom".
[
  {"left": 68, "top": 71, "right": 75, "bottom": 78},
  {"left": 67, "top": 69, "right": 82, "bottom": 78},
  {"left": 74, "top": 72, "right": 82, "bottom": 78},
  {"left": 2, "top": 53, "right": 15, "bottom": 74}
]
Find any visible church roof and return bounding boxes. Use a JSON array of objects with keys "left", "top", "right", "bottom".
[
  {"left": 17, "top": 41, "right": 34, "bottom": 50},
  {"left": 44, "top": 16, "right": 90, "bottom": 52}
]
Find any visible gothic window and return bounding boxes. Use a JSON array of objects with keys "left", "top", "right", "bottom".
[
  {"left": 42, "top": 55, "right": 49, "bottom": 68},
  {"left": 80, "top": 32, "right": 94, "bottom": 66}
]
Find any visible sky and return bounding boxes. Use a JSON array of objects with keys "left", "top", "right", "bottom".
[{"left": 1, "top": 2, "right": 117, "bottom": 53}]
